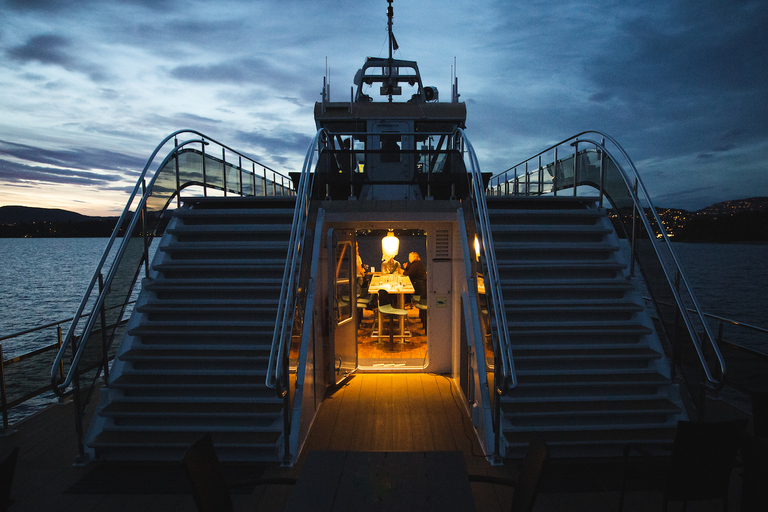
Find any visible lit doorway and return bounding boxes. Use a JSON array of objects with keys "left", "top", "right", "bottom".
[{"left": 356, "top": 229, "right": 428, "bottom": 368}]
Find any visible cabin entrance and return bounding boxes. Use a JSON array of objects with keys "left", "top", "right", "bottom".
[
  {"left": 355, "top": 228, "right": 429, "bottom": 368},
  {"left": 321, "top": 212, "right": 455, "bottom": 381}
]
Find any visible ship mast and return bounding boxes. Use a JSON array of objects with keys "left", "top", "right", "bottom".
[{"left": 386, "top": 0, "right": 397, "bottom": 102}]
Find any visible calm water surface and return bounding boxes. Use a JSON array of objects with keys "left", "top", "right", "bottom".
[{"left": 672, "top": 242, "right": 768, "bottom": 352}]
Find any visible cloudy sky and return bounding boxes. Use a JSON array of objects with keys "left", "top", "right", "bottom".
[{"left": 1, "top": 0, "right": 765, "bottom": 216}]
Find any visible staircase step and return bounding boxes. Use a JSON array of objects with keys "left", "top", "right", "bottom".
[
  {"left": 112, "top": 373, "right": 269, "bottom": 388},
  {"left": 502, "top": 398, "right": 681, "bottom": 416},
  {"left": 173, "top": 207, "right": 294, "bottom": 220},
  {"left": 168, "top": 224, "right": 290, "bottom": 235},
  {"left": 503, "top": 425, "right": 678, "bottom": 457},
  {"left": 92, "top": 429, "right": 281, "bottom": 444},
  {"left": 101, "top": 401, "right": 283, "bottom": 417},
  {"left": 506, "top": 320, "right": 652, "bottom": 332},
  {"left": 160, "top": 241, "right": 288, "bottom": 252},
  {"left": 494, "top": 242, "right": 619, "bottom": 252}
]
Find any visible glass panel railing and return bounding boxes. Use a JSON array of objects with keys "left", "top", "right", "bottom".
[{"left": 50, "top": 130, "right": 294, "bottom": 458}]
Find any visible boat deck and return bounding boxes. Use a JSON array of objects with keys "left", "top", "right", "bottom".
[{"left": 2, "top": 374, "right": 744, "bottom": 511}]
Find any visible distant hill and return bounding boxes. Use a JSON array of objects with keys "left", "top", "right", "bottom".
[
  {"left": 697, "top": 197, "right": 768, "bottom": 216},
  {"left": 0, "top": 205, "right": 120, "bottom": 237},
  {"left": 656, "top": 197, "right": 768, "bottom": 242},
  {"left": 0, "top": 205, "right": 92, "bottom": 224}
]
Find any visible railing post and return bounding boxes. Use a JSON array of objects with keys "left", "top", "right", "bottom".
[
  {"left": 553, "top": 147, "right": 558, "bottom": 196},
  {"left": 222, "top": 148, "right": 228, "bottom": 197},
  {"left": 57, "top": 326, "right": 66, "bottom": 402},
  {"left": 671, "top": 273, "right": 681, "bottom": 384},
  {"left": 71, "top": 335, "right": 86, "bottom": 462},
  {"left": 98, "top": 273, "right": 110, "bottom": 384},
  {"left": 538, "top": 155, "right": 543, "bottom": 195},
  {"left": 630, "top": 178, "right": 638, "bottom": 277},
  {"left": 263, "top": 167, "right": 268, "bottom": 196},
  {"left": 174, "top": 137, "right": 181, "bottom": 208},
  {"left": 524, "top": 162, "right": 529, "bottom": 195},
  {"left": 572, "top": 140, "right": 578, "bottom": 196},
  {"left": 201, "top": 138, "right": 208, "bottom": 197},
  {"left": 513, "top": 168, "right": 518, "bottom": 196},
  {"left": 251, "top": 162, "right": 256, "bottom": 197},
  {"left": 599, "top": 137, "right": 605, "bottom": 208},
  {"left": 1, "top": 344, "right": 8, "bottom": 432},
  {"left": 141, "top": 179, "right": 149, "bottom": 279},
  {"left": 238, "top": 156, "right": 243, "bottom": 196}
]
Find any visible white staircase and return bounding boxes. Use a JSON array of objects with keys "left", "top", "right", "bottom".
[
  {"left": 487, "top": 196, "right": 688, "bottom": 458},
  {"left": 86, "top": 197, "right": 295, "bottom": 461}
]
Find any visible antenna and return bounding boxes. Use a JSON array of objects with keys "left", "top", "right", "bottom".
[{"left": 385, "top": 0, "right": 399, "bottom": 102}]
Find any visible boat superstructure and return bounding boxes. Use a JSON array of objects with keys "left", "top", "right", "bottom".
[{"left": 47, "top": 1, "right": 729, "bottom": 469}]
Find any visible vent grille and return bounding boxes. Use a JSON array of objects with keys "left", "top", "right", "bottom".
[{"left": 434, "top": 229, "right": 450, "bottom": 260}]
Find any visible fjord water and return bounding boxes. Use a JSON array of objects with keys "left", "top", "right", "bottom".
[{"left": 671, "top": 242, "right": 768, "bottom": 352}]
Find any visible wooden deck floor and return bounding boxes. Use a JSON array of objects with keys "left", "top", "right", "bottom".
[{"left": 1, "top": 374, "right": 742, "bottom": 511}]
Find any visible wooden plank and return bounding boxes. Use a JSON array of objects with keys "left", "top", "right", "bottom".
[
  {"left": 372, "top": 375, "right": 394, "bottom": 450},
  {"left": 350, "top": 375, "right": 377, "bottom": 451},
  {"left": 302, "top": 377, "right": 347, "bottom": 452},
  {"left": 326, "top": 374, "right": 364, "bottom": 451},
  {"left": 421, "top": 374, "right": 457, "bottom": 451},
  {"left": 405, "top": 374, "right": 435, "bottom": 451},
  {"left": 392, "top": 375, "right": 414, "bottom": 451}
]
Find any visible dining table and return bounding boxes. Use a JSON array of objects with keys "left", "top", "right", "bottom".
[{"left": 367, "top": 273, "right": 414, "bottom": 339}]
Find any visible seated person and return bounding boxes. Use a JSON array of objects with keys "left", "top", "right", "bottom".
[
  {"left": 381, "top": 255, "right": 401, "bottom": 274},
  {"left": 401, "top": 251, "right": 427, "bottom": 298},
  {"left": 356, "top": 242, "right": 366, "bottom": 288},
  {"left": 402, "top": 252, "right": 427, "bottom": 329}
]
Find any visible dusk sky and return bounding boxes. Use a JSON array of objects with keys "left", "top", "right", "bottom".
[{"left": 1, "top": 0, "right": 766, "bottom": 216}]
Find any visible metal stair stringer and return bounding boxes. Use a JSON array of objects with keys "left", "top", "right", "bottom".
[
  {"left": 84, "top": 197, "right": 296, "bottom": 462},
  {"left": 487, "top": 196, "right": 688, "bottom": 459}
]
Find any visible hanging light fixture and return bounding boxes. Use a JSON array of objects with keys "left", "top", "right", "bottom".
[
  {"left": 382, "top": 231, "right": 399, "bottom": 259},
  {"left": 474, "top": 235, "right": 481, "bottom": 262}
]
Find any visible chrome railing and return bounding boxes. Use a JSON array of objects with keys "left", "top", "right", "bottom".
[
  {"left": 1, "top": 303, "right": 131, "bottom": 431},
  {"left": 266, "top": 129, "right": 322, "bottom": 395},
  {"left": 457, "top": 128, "right": 516, "bottom": 395},
  {"left": 49, "top": 129, "right": 293, "bottom": 458},
  {"left": 488, "top": 131, "right": 726, "bottom": 392}
]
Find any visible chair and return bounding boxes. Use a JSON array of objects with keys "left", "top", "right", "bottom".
[
  {"left": 0, "top": 447, "right": 19, "bottom": 512},
  {"left": 377, "top": 289, "right": 407, "bottom": 347},
  {"left": 619, "top": 419, "right": 747, "bottom": 512},
  {"left": 412, "top": 280, "right": 427, "bottom": 332},
  {"left": 182, "top": 433, "right": 295, "bottom": 512},
  {"left": 468, "top": 435, "right": 549, "bottom": 512},
  {"left": 740, "top": 432, "right": 768, "bottom": 512},
  {"left": 414, "top": 295, "right": 428, "bottom": 332},
  {"left": 749, "top": 390, "right": 768, "bottom": 437},
  {"left": 356, "top": 274, "right": 373, "bottom": 330}
]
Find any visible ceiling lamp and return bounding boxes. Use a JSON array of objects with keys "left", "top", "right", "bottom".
[{"left": 382, "top": 231, "right": 399, "bottom": 259}]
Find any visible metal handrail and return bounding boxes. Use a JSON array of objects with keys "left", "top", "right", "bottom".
[
  {"left": 51, "top": 129, "right": 292, "bottom": 396},
  {"left": 457, "top": 128, "right": 517, "bottom": 395},
  {"left": 488, "top": 130, "right": 726, "bottom": 390},
  {"left": 266, "top": 129, "right": 322, "bottom": 394}
]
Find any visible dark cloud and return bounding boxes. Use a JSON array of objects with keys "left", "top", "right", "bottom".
[
  {"left": 233, "top": 130, "right": 312, "bottom": 169},
  {"left": 0, "top": 139, "right": 144, "bottom": 176},
  {"left": 0, "top": 158, "right": 125, "bottom": 187},
  {"left": 6, "top": 33, "right": 108, "bottom": 81},
  {"left": 7, "top": 34, "right": 73, "bottom": 66}
]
